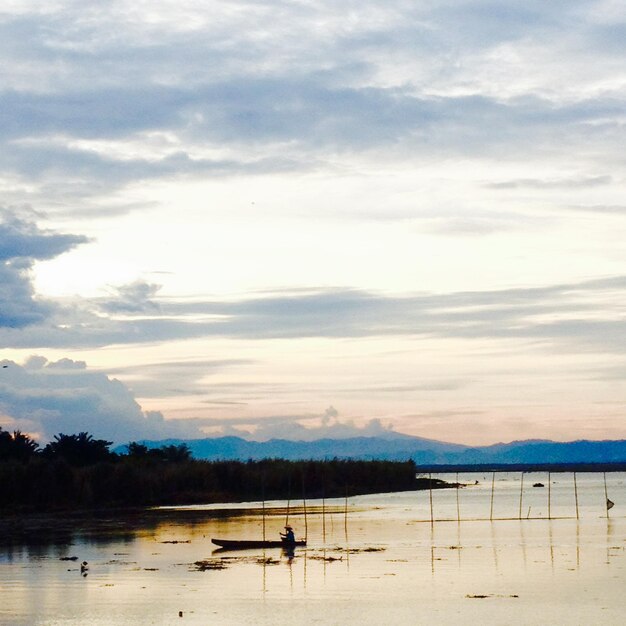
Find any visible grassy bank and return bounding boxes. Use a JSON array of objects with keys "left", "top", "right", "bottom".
[{"left": 0, "top": 456, "right": 456, "bottom": 514}]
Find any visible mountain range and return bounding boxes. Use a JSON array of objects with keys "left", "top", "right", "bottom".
[{"left": 119, "top": 434, "right": 626, "bottom": 465}]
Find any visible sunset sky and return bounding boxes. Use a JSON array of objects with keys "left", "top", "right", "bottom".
[{"left": 1, "top": 1, "right": 625, "bottom": 445}]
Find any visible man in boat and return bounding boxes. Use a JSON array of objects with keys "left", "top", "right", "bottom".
[{"left": 280, "top": 525, "right": 295, "bottom": 543}]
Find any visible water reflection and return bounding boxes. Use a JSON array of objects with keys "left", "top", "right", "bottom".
[{"left": 0, "top": 473, "right": 624, "bottom": 625}]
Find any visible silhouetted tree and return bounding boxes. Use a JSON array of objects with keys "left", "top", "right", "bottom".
[
  {"left": 0, "top": 428, "right": 40, "bottom": 461},
  {"left": 42, "top": 432, "right": 114, "bottom": 466},
  {"left": 125, "top": 442, "right": 149, "bottom": 457},
  {"left": 153, "top": 444, "right": 192, "bottom": 462},
  {"left": 123, "top": 442, "right": 191, "bottom": 462}
]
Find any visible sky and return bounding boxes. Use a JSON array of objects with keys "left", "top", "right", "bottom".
[{"left": 1, "top": 0, "right": 626, "bottom": 446}]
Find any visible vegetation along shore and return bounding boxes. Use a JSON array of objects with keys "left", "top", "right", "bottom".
[{"left": 0, "top": 429, "right": 456, "bottom": 516}]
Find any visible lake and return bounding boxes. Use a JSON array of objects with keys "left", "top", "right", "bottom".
[{"left": 1, "top": 471, "right": 624, "bottom": 625}]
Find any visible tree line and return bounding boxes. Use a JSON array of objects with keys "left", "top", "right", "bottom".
[{"left": 0, "top": 428, "right": 421, "bottom": 513}]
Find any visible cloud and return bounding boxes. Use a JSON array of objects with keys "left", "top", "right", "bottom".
[
  {"left": 0, "top": 208, "right": 88, "bottom": 328},
  {"left": 564, "top": 204, "right": 626, "bottom": 215},
  {"left": 101, "top": 280, "right": 162, "bottom": 314},
  {"left": 186, "top": 407, "right": 402, "bottom": 442},
  {"left": 0, "top": 361, "right": 404, "bottom": 445},
  {"left": 0, "top": 356, "right": 204, "bottom": 444},
  {"left": 3, "top": 271, "right": 626, "bottom": 357},
  {"left": 486, "top": 175, "right": 613, "bottom": 190},
  {"left": 105, "top": 357, "right": 256, "bottom": 399},
  {"left": 0, "top": 207, "right": 88, "bottom": 261},
  {"left": 247, "top": 416, "right": 399, "bottom": 442},
  {"left": 0, "top": 0, "right": 624, "bottom": 212}
]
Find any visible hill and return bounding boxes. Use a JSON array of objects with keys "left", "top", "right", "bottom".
[{"left": 116, "top": 435, "right": 626, "bottom": 465}]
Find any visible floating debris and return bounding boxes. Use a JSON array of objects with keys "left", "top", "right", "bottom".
[
  {"left": 466, "top": 594, "right": 519, "bottom": 599},
  {"left": 161, "top": 540, "right": 191, "bottom": 544},
  {"left": 59, "top": 556, "right": 78, "bottom": 561},
  {"left": 343, "top": 547, "right": 386, "bottom": 554},
  {"left": 308, "top": 555, "right": 343, "bottom": 562},
  {"left": 192, "top": 559, "right": 228, "bottom": 571}
]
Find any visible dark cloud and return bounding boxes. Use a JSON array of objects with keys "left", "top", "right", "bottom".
[
  {"left": 0, "top": 208, "right": 88, "bottom": 261},
  {"left": 2, "top": 273, "right": 625, "bottom": 358},
  {"left": 0, "top": 82, "right": 624, "bottom": 196},
  {"left": 101, "top": 280, "right": 162, "bottom": 314},
  {"left": 0, "top": 209, "right": 88, "bottom": 328}
]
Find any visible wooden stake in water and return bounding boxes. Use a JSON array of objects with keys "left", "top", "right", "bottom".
[
  {"left": 573, "top": 472, "right": 579, "bottom": 520},
  {"left": 548, "top": 471, "right": 552, "bottom": 520},
  {"left": 429, "top": 473, "right": 434, "bottom": 525},
  {"left": 322, "top": 485, "right": 326, "bottom": 544},
  {"left": 302, "top": 474, "right": 308, "bottom": 541},
  {"left": 456, "top": 471, "right": 460, "bottom": 523},
  {"left": 490, "top": 472, "right": 495, "bottom": 521},
  {"left": 285, "top": 474, "right": 291, "bottom": 528},
  {"left": 518, "top": 472, "right": 524, "bottom": 520},
  {"left": 603, "top": 472, "right": 610, "bottom": 519},
  {"left": 344, "top": 487, "right": 349, "bottom": 539},
  {"left": 261, "top": 475, "right": 266, "bottom": 542}
]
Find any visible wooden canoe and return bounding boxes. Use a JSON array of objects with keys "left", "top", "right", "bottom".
[{"left": 211, "top": 538, "right": 306, "bottom": 550}]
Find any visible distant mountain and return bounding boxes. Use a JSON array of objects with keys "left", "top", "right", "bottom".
[{"left": 116, "top": 435, "right": 626, "bottom": 465}]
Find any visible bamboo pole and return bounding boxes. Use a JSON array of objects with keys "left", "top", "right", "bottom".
[
  {"left": 455, "top": 471, "right": 460, "bottom": 523},
  {"left": 518, "top": 472, "right": 524, "bottom": 520},
  {"left": 322, "top": 485, "right": 326, "bottom": 544},
  {"left": 344, "top": 486, "right": 349, "bottom": 538},
  {"left": 302, "top": 474, "right": 308, "bottom": 540},
  {"left": 262, "top": 475, "right": 266, "bottom": 542},
  {"left": 573, "top": 472, "right": 579, "bottom": 520},
  {"left": 285, "top": 474, "right": 291, "bottom": 527},
  {"left": 548, "top": 471, "right": 551, "bottom": 520},
  {"left": 603, "top": 472, "right": 610, "bottom": 519},
  {"left": 429, "top": 473, "right": 434, "bottom": 525},
  {"left": 490, "top": 472, "right": 495, "bottom": 521}
]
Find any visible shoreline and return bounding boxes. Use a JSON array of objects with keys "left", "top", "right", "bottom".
[{"left": 415, "top": 462, "right": 626, "bottom": 473}]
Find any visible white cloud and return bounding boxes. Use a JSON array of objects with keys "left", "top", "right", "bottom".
[{"left": 0, "top": 356, "right": 204, "bottom": 444}]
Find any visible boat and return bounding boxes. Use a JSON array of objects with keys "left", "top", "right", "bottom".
[{"left": 211, "top": 538, "right": 306, "bottom": 550}]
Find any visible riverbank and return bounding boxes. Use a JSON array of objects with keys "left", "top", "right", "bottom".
[{"left": 0, "top": 457, "right": 461, "bottom": 521}]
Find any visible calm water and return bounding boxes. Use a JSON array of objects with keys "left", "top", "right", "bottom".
[{"left": 1, "top": 472, "right": 624, "bottom": 625}]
